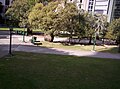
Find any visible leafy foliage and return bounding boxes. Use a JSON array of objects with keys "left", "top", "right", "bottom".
[
  {"left": 29, "top": 1, "right": 61, "bottom": 41},
  {"left": 5, "top": 0, "right": 39, "bottom": 27},
  {"left": 106, "top": 18, "right": 120, "bottom": 52},
  {"left": 106, "top": 18, "right": 120, "bottom": 40},
  {"left": 29, "top": 2, "right": 83, "bottom": 42},
  {"left": 84, "top": 13, "right": 108, "bottom": 44}
]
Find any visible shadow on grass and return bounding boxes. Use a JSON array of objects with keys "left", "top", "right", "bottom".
[
  {"left": 0, "top": 44, "right": 70, "bottom": 58},
  {"left": 99, "top": 46, "right": 119, "bottom": 54},
  {"left": 0, "top": 43, "right": 120, "bottom": 59}
]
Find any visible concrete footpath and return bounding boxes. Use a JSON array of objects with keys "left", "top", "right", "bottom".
[
  {"left": 14, "top": 45, "right": 120, "bottom": 59},
  {"left": 0, "top": 35, "right": 120, "bottom": 59}
]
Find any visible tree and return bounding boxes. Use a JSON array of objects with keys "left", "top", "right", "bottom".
[
  {"left": 84, "top": 13, "right": 96, "bottom": 44},
  {"left": 29, "top": 1, "right": 60, "bottom": 42},
  {"left": 29, "top": 1, "right": 85, "bottom": 43},
  {"left": 106, "top": 18, "right": 120, "bottom": 52},
  {"left": 5, "top": 0, "right": 39, "bottom": 27},
  {"left": 84, "top": 13, "right": 108, "bottom": 45},
  {"left": 60, "top": 3, "right": 85, "bottom": 43}
]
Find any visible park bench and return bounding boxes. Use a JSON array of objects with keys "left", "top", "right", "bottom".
[
  {"left": 31, "top": 36, "right": 42, "bottom": 46},
  {"left": 15, "top": 30, "right": 28, "bottom": 35}
]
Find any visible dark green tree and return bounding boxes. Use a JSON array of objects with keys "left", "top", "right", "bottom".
[
  {"left": 29, "top": 1, "right": 85, "bottom": 43},
  {"left": 61, "top": 3, "right": 85, "bottom": 42},
  {"left": 29, "top": 1, "right": 60, "bottom": 42},
  {"left": 5, "top": 0, "right": 39, "bottom": 27},
  {"left": 106, "top": 18, "right": 120, "bottom": 52},
  {"left": 85, "top": 13, "right": 108, "bottom": 45}
]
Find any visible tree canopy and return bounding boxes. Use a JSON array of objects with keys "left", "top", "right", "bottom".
[
  {"left": 29, "top": 1, "right": 83, "bottom": 42},
  {"left": 106, "top": 18, "right": 120, "bottom": 52},
  {"left": 5, "top": 0, "right": 39, "bottom": 27}
]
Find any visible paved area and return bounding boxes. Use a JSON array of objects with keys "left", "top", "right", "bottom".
[
  {"left": 15, "top": 45, "right": 120, "bottom": 59},
  {"left": 0, "top": 31, "right": 10, "bottom": 35},
  {"left": 0, "top": 50, "right": 8, "bottom": 58},
  {"left": 0, "top": 34, "right": 120, "bottom": 59},
  {"left": 0, "top": 31, "right": 9, "bottom": 58}
]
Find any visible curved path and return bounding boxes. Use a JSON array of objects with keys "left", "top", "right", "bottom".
[
  {"left": 14, "top": 45, "right": 120, "bottom": 59},
  {"left": 0, "top": 34, "right": 120, "bottom": 59}
]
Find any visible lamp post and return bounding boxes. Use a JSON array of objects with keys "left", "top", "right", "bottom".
[
  {"left": 23, "top": 25, "right": 26, "bottom": 42},
  {"left": 7, "top": 15, "right": 14, "bottom": 55},
  {"left": 9, "top": 27, "right": 13, "bottom": 55},
  {"left": 93, "top": 32, "right": 96, "bottom": 51}
]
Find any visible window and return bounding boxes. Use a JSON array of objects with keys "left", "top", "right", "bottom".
[
  {"left": 5, "top": 0, "right": 10, "bottom": 5},
  {"left": 95, "top": 10, "right": 104, "bottom": 14}
]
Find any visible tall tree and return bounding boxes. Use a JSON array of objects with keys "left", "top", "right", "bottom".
[
  {"left": 60, "top": 3, "right": 84, "bottom": 42},
  {"left": 29, "top": 1, "right": 60, "bottom": 42},
  {"left": 29, "top": 1, "right": 84, "bottom": 42},
  {"left": 84, "top": 13, "right": 97, "bottom": 44},
  {"left": 5, "top": 0, "right": 39, "bottom": 27},
  {"left": 85, "top": 13, "right": 108, "bottom": 45},
  {"left": 106, "top": 18, "right": 120, "bottom": 52}
]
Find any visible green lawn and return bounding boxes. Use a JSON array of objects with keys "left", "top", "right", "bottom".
[
  {"left": 41, "top": 41, "right": 119, "bottom": 53},
  {"left": 0, "top": 27, "right": 25, "bottom": 31},
  {"left": 0, "top": 52, "right": 120, "bottom": 89},
  {"left": 0, "top": 27, "right": 42, "bottom": 32}
]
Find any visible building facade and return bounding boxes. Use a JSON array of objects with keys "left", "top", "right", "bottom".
[
  {"left": 0, "top": 0, "right": 12, "bottom": 15},
  {"left": 68, "top": 0, "right": 110, "bottom": 15},
  {"left": 68, "top": 0, "right": 120, "bottom": 22},
  {"left": 83, "top": 0, "right": 110, "bottom": 15},
  {"left": 0, "top": 0, "right": 12, "bottom": 5},
  {"left": 108, "top": 0, "right": 120, "bottom": 22}
]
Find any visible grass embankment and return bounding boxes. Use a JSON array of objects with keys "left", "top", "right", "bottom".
[
  {"left": 0, "top": 52, "right": 120, "bottom": 89},
  {"left": 41, "top": 41, "right": 119, "bottom": 53}
]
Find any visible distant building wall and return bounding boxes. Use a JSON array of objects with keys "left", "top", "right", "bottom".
[
  {"left": 113, "top": 0, "right": 120, "bottom": 19},
  {"left": 86, "top": 0, "right": 110, "bottom": 15},
  {"left": 0, "top": 0, "right": 13, "bottom": 14},
  {"left": 107, "top": 0, "right": 120, "bottom": 22},
  {"left": 0, "top": 0, "right": 12, "bottom": 5},
  {"left": 107, "top": 0, "right": 114, "bottom": 22},
  {"left": 94, "top": 0, "right": 110, "bottom": 15}
]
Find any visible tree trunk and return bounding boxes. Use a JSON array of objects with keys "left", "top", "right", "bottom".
[
  {"left": 78, "top": 36, "right": 81, "bottom": 43},
  {"left": 89, "top": 36, "right": 92, "bottom": 45},
  {"left": 50, "top": 32, "right": 54, "bottom": 42},
  {"left": 102, "top": 38, "right": 105, "bottom": 45},
  {"left": 69, "top": 32, "right": 72, "bottom": 44}
]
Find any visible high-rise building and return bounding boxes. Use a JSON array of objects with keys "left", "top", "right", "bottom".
[
  {"left": 0, "top": 0, "right": 12, "bottom": 14},
  {"left": 82, "top": 0, "right": 110, "bottom": 15},
  {"left": 0, "top": 0, "right": 12, "bottom": 6},
  {"left": 68, "top": 0, "right": 110, "bottom": 15},
  {"left": 108, "top": 0, "right": 120, "bottom": 22}
]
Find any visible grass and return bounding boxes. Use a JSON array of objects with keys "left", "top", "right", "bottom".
[
  {"left": 0, "top": 27, "right": 25, "bottom": 31},
  {"left": 0, "top": 27, "right": 42, "bottom": 32},
  {"left": 0, "top": 52, "right": 120, "bottom": 89},
  {"left": 41, "top": 41, "right": 119, "bottom": 53}
]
